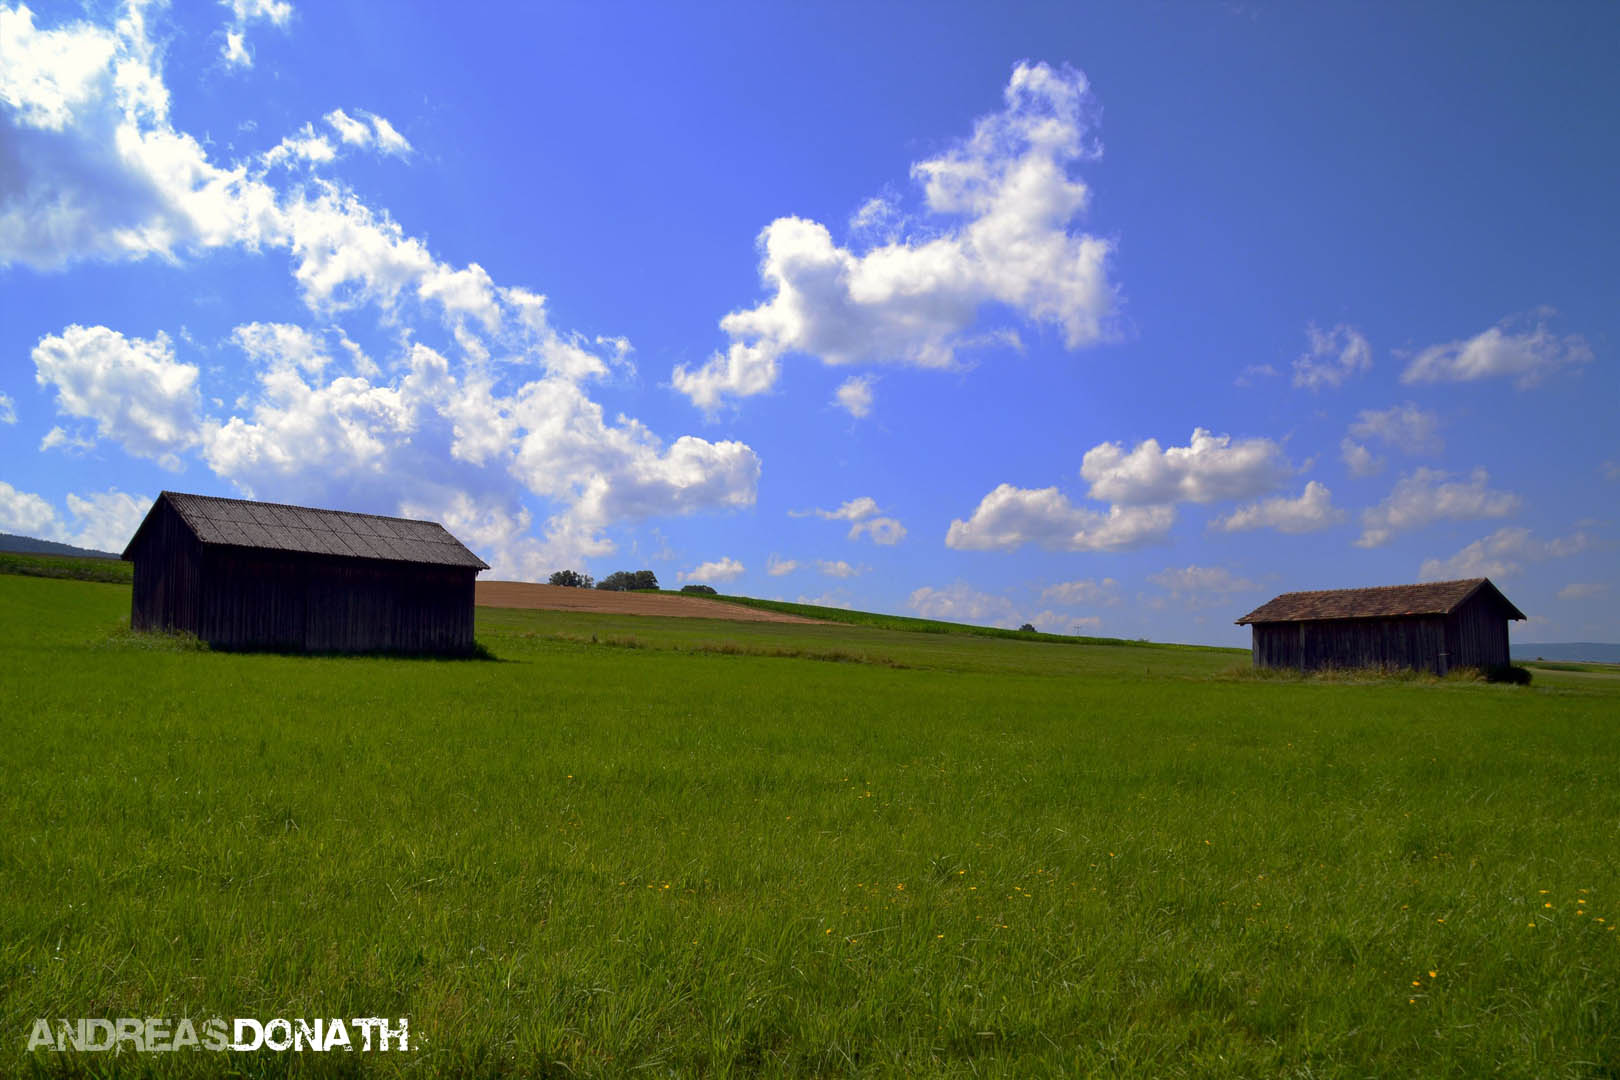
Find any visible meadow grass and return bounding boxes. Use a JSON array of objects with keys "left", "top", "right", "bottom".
[{"left": 1, "top": 574, "right": 1617, "bottom": 1077}]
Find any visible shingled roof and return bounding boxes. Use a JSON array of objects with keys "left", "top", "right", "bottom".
[
  {"left": 123, "top": 492, "right": 488, "bottom": 569},
  {"left": 1235, "top": 578, "right": 1525, "bottom": 625}
]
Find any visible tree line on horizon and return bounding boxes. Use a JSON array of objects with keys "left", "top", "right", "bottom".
[
  {"left": 549, "top": 569, "right": 659, "bottom": 591},
  {"left": 547, "top": 570, "right": 719, "bottom": 595}
]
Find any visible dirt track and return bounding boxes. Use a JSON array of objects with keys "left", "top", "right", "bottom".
[{"left": 475, "top": 581, "right": 825, "bottom": 624}]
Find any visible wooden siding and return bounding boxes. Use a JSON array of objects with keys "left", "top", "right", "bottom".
[
  {"left": 193, "top": 547, "right": 478, "bottom": 653},
  {"left": 1251, "top": 595, "right": 1514, "bottom": 673},
  {"left": 128, "top": 500, "right": 202, "bottom": 635},
  {"left": 1444, "top": 591, "right": 1511, "bottom": 668},
  {"left": 1251, "top": 616, "right": 1450, "bottom": 673},
  {"left": 299, "top": 558, "right": 475, "bottom": 653}
]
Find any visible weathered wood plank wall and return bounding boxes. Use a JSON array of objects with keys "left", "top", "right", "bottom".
[
  {"left": 1252, "top": 616, "right": 1450, "bottom": 673},
  {"left": 193, "top": 549, "right": 478, "bottom": 653},
  {"left": 129, "top": 501, "right": 202, "bottom": 635},
  {"left": 133, "top": 536, "right": 477, "bottom": 654},
  {"left": 1446, "top": 592, "right": 1510, "bottom": 668}
]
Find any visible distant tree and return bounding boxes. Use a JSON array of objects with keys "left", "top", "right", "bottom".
[
  {"left": 596, "top": 569, "right": 660, "bottom": 591},
  {"left": 548, "top": 570, "right": 594, "bottom": 588},
  {"left": 681, "top": 584, "right": 717, "bottom": 595},
  {"left": 1018, "top": 623, "right": 1036, "bottom": 633}
]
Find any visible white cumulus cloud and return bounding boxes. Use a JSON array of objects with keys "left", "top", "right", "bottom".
[
  {"left": 908, "top": 583, "right": 1022, "bottom": 628},
  {"left": 946, "top": 484, "right": 1174, "bottom": 552},
  {"left": 1080, "top": 428, "right": 1291, "bottom": 506},
  {"left": 1211, "top": 480, "right": 1343, "bottom": 534},
  {"left": 850, "top": 516, "right": 905, "bottom": 545},
  {"left": 1348, "top": 402, "right": 1442, "bottom": 456},
  {"left": 259, "top": 122, "right": 335, "bottom": 170},
  {"left": 1557, "top": 583, "right": 1607, "bottom": 601},
  {"left": 0, "top": 479, "right": 59, "bottom": 536},
  {"left": 0, "top": 392, "right": 15, "bottom": 424},
  {"left": 231, "top": 321, "right": 331, "bottom": 374},
  {"left": 1340, "top": 438, "right": 1381, "bottom": 477},
  {"left": 62, "top": 489, "right": 149, "bottom": 551},
  {"left": 673, "top": 61, "right": 1117, "bottom": 410},
  {"left": 33, "top": 324, "right": 202, "bottom": 469},
  {"left": 322, "top": 107, "right": 411, "bottom": 157},
  {"left": 1, "top": 3, "right": 287, "bottom": 270},
  {"left": 0, "top": 479, "right": 147, "bottom": 552},
  {"left": 5, "top": 4, "right": 761, "bottom": 576},
  {"left": 1357, "top": 468, "right": 1521, "bottom": 548},
  {"left": 0, "top": 5, "right": 119, "bottom": 130},
  {"left": 1418, "top": 527, "right": 1591, "bottom": 582},
  {"left": 794, "top": 495, "right": 905, "bottom": 544},
  {"left": 324, "top": 107, "right": 369, "bottom": 146},
  {"left": 765, "top": 555, "right": 798, "bottom": 576},
  {"left": 795, "top": 496, "right": 879, "bottom": 521},
  {"left": 367, "top": 112, "right": 410, "bottom": 156},
  {"left": 1401, "top": 311, "right": 1592, "bottom": 388},
  {"left": 220, "top": 0, "right": 292, "bottom": 69},
  {"left": 679, "top": 556, "right": 744, "bottom": 584},
  {"left": 833, "top": 375, "right": 874, "bottom": 418},
  {"left": 815, "top": 559, "right": 862, "bottom": 579}
]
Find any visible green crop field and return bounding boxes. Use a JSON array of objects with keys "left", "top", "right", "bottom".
[{"left": 2, "top": 567, "right": 1617, "bottom": 1077}]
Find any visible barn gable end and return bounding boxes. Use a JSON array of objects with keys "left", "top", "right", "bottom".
[
  {"left": 1236, "top": 578, "right": 1525, "bottom": 674},
  {"left": 121, "top": 492, "right": 489, "bottom": 654}
]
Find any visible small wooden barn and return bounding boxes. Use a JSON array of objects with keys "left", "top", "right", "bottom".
[
  {"left": 122, "top": 491, "right": 488, "bottom": 654},
  {"left": 1235, "top": 578, "right": 1525, "bottom": 674}
]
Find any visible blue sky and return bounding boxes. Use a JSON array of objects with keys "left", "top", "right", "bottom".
[{"left": 2, "top": 0, "right": 1615, "bottom": 646}]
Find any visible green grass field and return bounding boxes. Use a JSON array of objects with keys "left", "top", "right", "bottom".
[{"left": 2, "top": 568, "right": 1617, "bottom": 1077}]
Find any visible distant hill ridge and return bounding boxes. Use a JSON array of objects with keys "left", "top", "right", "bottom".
[
  {"left": 0, "top": 533, "right": 120, "bottom": 560},
  {"left": 1513, "top": 642, "right": 1620, "bottom": 664}
]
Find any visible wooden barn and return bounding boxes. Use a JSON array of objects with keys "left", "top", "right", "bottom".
[
  {"left": 121, "top": 491, "right": 488, "bottom": 654},
  {"left": 1235, "top": 578, "right": 1525, "bottom": 674}
]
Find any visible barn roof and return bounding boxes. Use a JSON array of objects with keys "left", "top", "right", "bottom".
[
  {"left": 1235, "top": 578, "right": 1525, "bottom": 625},
  {"left": 123, "top": 492, "right": 489, "bottom": 569}
]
